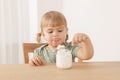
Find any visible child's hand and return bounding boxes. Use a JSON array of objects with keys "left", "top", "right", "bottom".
[
  {"left": 29, "top": 56, "right": 46, "bottom": 66},
  {"left": 72, "top": 33, "right": 88, "bottom": 45}
]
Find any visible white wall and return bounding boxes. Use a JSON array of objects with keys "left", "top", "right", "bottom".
[
  {"left": 28, "top": 0, "right": 38, "bottom": 43},
  {"left": 63, "top": 0, "right": 120, "bottom": 61}
]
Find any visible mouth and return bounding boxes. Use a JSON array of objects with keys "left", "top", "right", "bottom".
[{"left": 52, "top": 38, "right": 60, "bottom": 42}]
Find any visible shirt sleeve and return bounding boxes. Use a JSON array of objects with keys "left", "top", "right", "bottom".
[
  {"left": 65, "top": 42, "right": 81, "bottom": 62},
  {"left": 33, "top": 44, "right": 47, "bottom": 57},
  {"left": 33, "top": 48, "right": 41, "bottom": 57}
]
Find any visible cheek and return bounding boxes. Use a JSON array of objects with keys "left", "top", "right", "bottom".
[
  {"left": 62, "top": 31, "right": 67, "bottom": 36},
  {"left": 60, "top": 33, "right": 67, "bottom": 40},
  {"left": 43, "top": 34, "right": 52, "bottom": 42},
  {"left": 43, "top": 35, "right": 49, "bottom": 40}
]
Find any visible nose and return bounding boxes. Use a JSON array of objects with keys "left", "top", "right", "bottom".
[{"left": 53, "top": 31, "right": 58, "bottom": 36}]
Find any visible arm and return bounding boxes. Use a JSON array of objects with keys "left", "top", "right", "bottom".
[{"left": 72, "top": 33, "right": 94, "bottom": 60}]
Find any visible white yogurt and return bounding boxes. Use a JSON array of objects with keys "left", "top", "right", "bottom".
[{"left": 56, "top": 45, "right": 72, "bottom": 69}]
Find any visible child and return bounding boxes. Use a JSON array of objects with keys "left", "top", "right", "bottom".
[{"left": 29, "top": 11, "right": 94, "bottom": 66}]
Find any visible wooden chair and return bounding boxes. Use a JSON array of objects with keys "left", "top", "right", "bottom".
[{"left": 23, "top": 43, "right": 44, "bottom": 63}]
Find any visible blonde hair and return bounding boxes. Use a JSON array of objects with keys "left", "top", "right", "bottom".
[{"left": 36, "top": 11, "right": 68, "bottom": 43}]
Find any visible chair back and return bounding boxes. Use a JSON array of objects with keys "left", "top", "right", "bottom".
[{"left": 23, "top": 43, "right": 44, "bottom": 63}]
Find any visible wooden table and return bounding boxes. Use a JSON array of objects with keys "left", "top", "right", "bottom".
[{"left": 0, "top": 62, "right": 120, "bottom": 80}]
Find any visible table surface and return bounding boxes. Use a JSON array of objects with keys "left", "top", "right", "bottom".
[{"left": 0, "top": 62, "right": 120, "bottom": 80}]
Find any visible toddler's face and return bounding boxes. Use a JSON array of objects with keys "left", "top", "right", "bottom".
[{"left": 43, "top": 26, "right": 68, "bottom": 48}]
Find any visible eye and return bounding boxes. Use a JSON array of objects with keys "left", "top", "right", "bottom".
[
  {"left": 58, "top": 29, "right": 63, "bottom": 32},
  {"left": 47, "top": 30, "right": 53, "bottom": 33}
]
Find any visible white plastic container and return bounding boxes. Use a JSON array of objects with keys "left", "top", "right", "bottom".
[{"left": 56, "top": 45, "right": 72, "bottom": 69}]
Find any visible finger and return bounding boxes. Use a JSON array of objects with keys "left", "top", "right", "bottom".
[
  {"left": 78, "top": 35, "right": 83, "bottom": 42},
  {"left": 29, "top": 59, "right": 36, "bottom": 66},
  {"left": 35, "top": 56, "right": 42, "bottom": 65},
  {"left": 72, "top": 36, "right": 75, "bottom": 46},
  {"left": 72, "top": 40, "right": 75, "bottom": 46},
  {"left": 72, "top": 35, "right": 80, "bottom": 45},
  {"left": 78, "top": 33, "right": 85, "bottom": 42},
  {"left": 72, "top": 38, "right": 77, "bottom": 46},
  {"left": 37, "top": 56, "right": 46, "bottom": 65},
  {"left": 32, "top": 58, "right": 41, "bottom": 66},
  {"left": 82, "top": 34, "right": 88, "bottom": 41}
]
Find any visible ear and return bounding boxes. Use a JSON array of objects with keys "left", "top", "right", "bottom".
[
  {"left": 42, "top": 33, "right": 44, "bottom": 36},
  {"left": 40, "top": 31, "right": 44, "bottom": 36}
]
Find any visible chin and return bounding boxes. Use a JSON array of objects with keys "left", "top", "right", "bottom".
[
  {"left": 51, "top": 43, "right": 60, "bottom": 48},
  {"left": 53, "top": 44, "right": 59, "bottom": 47},
  {"left": 50, "top": 41, "right": 64, "bottom": 47}
]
